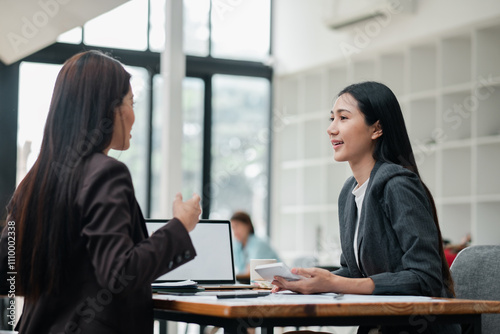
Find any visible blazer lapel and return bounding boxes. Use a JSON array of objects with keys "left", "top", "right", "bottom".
[
  {"left": 341, "top": 190, "right": 363, "bottom": 278},
  {"left": 355, "top": 163, "right": 381, "bottom": 276},
  {"left": 357, "top": 209, "right": 366, "bottom": 275}
]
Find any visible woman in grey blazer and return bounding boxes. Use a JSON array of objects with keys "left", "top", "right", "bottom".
[
  {"left": 0, "top": 50, "right": 201, "bottom": 333},
  {"left": 272, "top": 82, "right": 459, "bottom": 334}
]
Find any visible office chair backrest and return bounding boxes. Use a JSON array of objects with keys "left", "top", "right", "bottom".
[{"left": 450, "top": 245, "right": 500, "bottom": 333}]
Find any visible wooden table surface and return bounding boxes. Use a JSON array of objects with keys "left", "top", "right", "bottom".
[{"left": 153, "top": 294, "right": 500, "bottom": 319}]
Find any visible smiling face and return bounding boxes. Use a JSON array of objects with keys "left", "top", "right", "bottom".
[
  {"left": 327, "top": 93, "right": 382, "bottom": 167},
  {"left": 106, "top": 86, "right": 135, "bottom": 153}
]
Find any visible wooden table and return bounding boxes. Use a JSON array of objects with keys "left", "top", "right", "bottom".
[{"left": 153, "top": 293, "right": 500, "bottom": 334}]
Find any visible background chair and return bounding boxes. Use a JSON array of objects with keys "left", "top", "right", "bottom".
[{"left": 450, "top": 245, "right": 500, "bottom": 333}]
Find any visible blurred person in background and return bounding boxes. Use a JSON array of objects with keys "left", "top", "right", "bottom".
[{"left": 231, "top": 211, "right": 280, "bottom": 275}]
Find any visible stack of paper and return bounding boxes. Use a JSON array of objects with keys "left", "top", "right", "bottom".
[{"left": 152, "top": 280, "right": 204, "bottom": 293}]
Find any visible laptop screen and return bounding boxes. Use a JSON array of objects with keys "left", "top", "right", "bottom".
[{"left": 145, "top": 219, "right": 236, "bottom": 284}]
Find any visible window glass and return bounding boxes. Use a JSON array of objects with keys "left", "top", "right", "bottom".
[
  {"left": 150, "top": 75, "right": 163, "bottom": 218},
  {"left": 150, "top": 0, "right": 166, "bottom": 52},
  {"left": 211, "top": 0, "right": 271, "bottom": 61},
  {"left": 211, "top": 75, "right": 270, "bottom": 235},
  {"left": 17, "top": 62, "right": 62, "bottom": 185},
  {"left": 150, "top": 76, "right": 205, "bottom": 218},
  {"left": 181, "top": 77, "right": 205, "bottom": 199},
  {"left": 57, "top": 27, "right": 82, "bottom": 44},
  {"left": 183, "top": 0, "right": 210, "bottom": 56},
  {"left": 18, "top": 63, "right": 148, "bottom": 212},
  {"left": 109, "top": 66, "right": 149, "bottom": 212},
  {"left": 84, "top": 0, "right": 148, "bottom": 51}
]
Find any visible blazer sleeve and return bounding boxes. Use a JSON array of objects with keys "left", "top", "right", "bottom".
[
  {"left": 332, "top": 253, "right": 351, "bottom": 278},
  {"left": 76, "top": 158, "right": 196, "bottom": 293},
  {"left": 369, "top": 175, "right": 444, "bottom": 296}
]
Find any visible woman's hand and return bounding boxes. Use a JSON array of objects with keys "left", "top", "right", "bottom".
[
  {"left": 173, "top": 193, "right": 201, "bottom": 232},
  {"left": 271, "top": 267, "right": 375, "bottom": 295},
  {"left": 271, "top": 267, "right": 337, "bottom": 294}
]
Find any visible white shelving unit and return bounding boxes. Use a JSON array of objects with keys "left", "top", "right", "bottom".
[{"left": 272, "top": 21, "right": 500, "bottom": 263}]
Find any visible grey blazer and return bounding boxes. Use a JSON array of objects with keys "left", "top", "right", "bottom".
[{"left": 334, "top": 161, "right": 460, "bottom": 333}]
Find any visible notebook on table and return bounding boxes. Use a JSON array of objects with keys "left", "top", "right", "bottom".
[{"left": 145, "top": 219, "right": 254, "bottom": 290}]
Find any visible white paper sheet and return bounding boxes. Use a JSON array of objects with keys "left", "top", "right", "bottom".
[
  {"left": 154, "top": 292, "right": 448, "bottom": 306},
  {"left": 152, "top": 280, "right": 198, "bottom": 288}
]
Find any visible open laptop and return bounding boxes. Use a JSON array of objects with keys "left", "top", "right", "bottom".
[{"left": 145, "top": 219, "right": 254, "bottom": 289}]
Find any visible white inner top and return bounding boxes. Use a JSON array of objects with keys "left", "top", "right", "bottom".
[{"left": 352, "top": 178, "right": 370, "bottom": 271}]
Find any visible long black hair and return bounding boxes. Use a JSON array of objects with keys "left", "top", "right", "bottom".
[
  {"left": 8, "top": 50, "right": 131, "bottom": 300},
  {"left": 338, "top": 81, "right": 455, "bottom": 296}
]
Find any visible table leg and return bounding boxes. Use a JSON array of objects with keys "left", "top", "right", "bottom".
[
  {"left": 472, "top": 315, "right": 482, "bottom": 334},
  {"left": 225, "top": 326, "right": 246, "bottom": 334},
  {"left": 221, "top": 325, "right": 273, "bottom": 334},
  {"left": 461, "top": 315, "right": 482, "bottom": 334},
  {"left": 222, "top": 323, "right": 247, "bottom": 334},
  {"left": 159, "top": 320, "right": 168, "bottom": 334},
  {"left": 260, "top": 326, "right": 274, "bottom": 334}
]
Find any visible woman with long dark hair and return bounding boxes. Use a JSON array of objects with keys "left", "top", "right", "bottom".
[
  {"left": 272, "top": 82, "right": 459, "bottom": 334},
  {"left": 0, "top": 50, "right": 201, "bottom": 333}
]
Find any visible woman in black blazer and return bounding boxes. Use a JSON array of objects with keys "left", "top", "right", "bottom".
[
  {"left": 0, "top": 50, "right": 201, "bottom": 333},
  {"left": 272, "top": 82, "right": 459, "bottom": 334}
]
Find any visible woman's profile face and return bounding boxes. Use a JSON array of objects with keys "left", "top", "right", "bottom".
[
  {"left": 107, "top": 86, "right": 135, "bottom": 152},
  {"left": 327, "top": 93, "right": 381, "bottom": 165}
]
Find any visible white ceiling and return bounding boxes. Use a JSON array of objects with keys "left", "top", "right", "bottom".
[{"left": 0, "top": 0, "right": 130, "bottom": 65}]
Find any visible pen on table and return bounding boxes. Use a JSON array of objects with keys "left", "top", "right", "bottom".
[{"left": 217, "top": 292, "right": 270, "bottom": 299}]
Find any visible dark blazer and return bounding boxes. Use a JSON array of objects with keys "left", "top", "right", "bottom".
[
  {"left": 333, "top": 161, "right": 460, "bottom": 334},
  {"left": 0, "top": 153, "right": 196, "bottom": 333}
]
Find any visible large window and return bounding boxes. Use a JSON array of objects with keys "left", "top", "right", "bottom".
[
  {"left": 183, "top": 0, "right": 271, "bottom": 61},
  {"left": 16, "top": 62, "right": 151, "bottom": 211},
  {"left": 179, "top": 0, "right": 273, "bottom": 233},
  {"left": 84, "top": 0, "right": 149, "bottom": 50},
  {"left": 17, "top": 62, "right": 62, "bottom": 185},
  {"left": 181, "top": 78, "right": 205, "bottom": 200},
  {"left": 211, "top": 75, "right": 271, "bottom": 232},
  {"left": 183, "top": 0, "right": 210, "bottom": 56},
  {"left": 210, "top": 0, "right": 271, "bottom": 61},
  {"left": 7, "top": 0, "right": 272, "bottom": 234}
]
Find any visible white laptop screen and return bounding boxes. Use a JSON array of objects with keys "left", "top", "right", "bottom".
[{"left": 145, "top": 219, "right": 236, "bottom": 284}]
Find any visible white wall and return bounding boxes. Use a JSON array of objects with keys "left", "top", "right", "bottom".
[
  {"left": 0, "top": 0, "right": 128, "bottom": 65},
  {"left": 273, "top": 0, "right": 500, "bottom": 74},
  {"left": 270, "top": 0, "right": 500, "bottom": 267}
]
